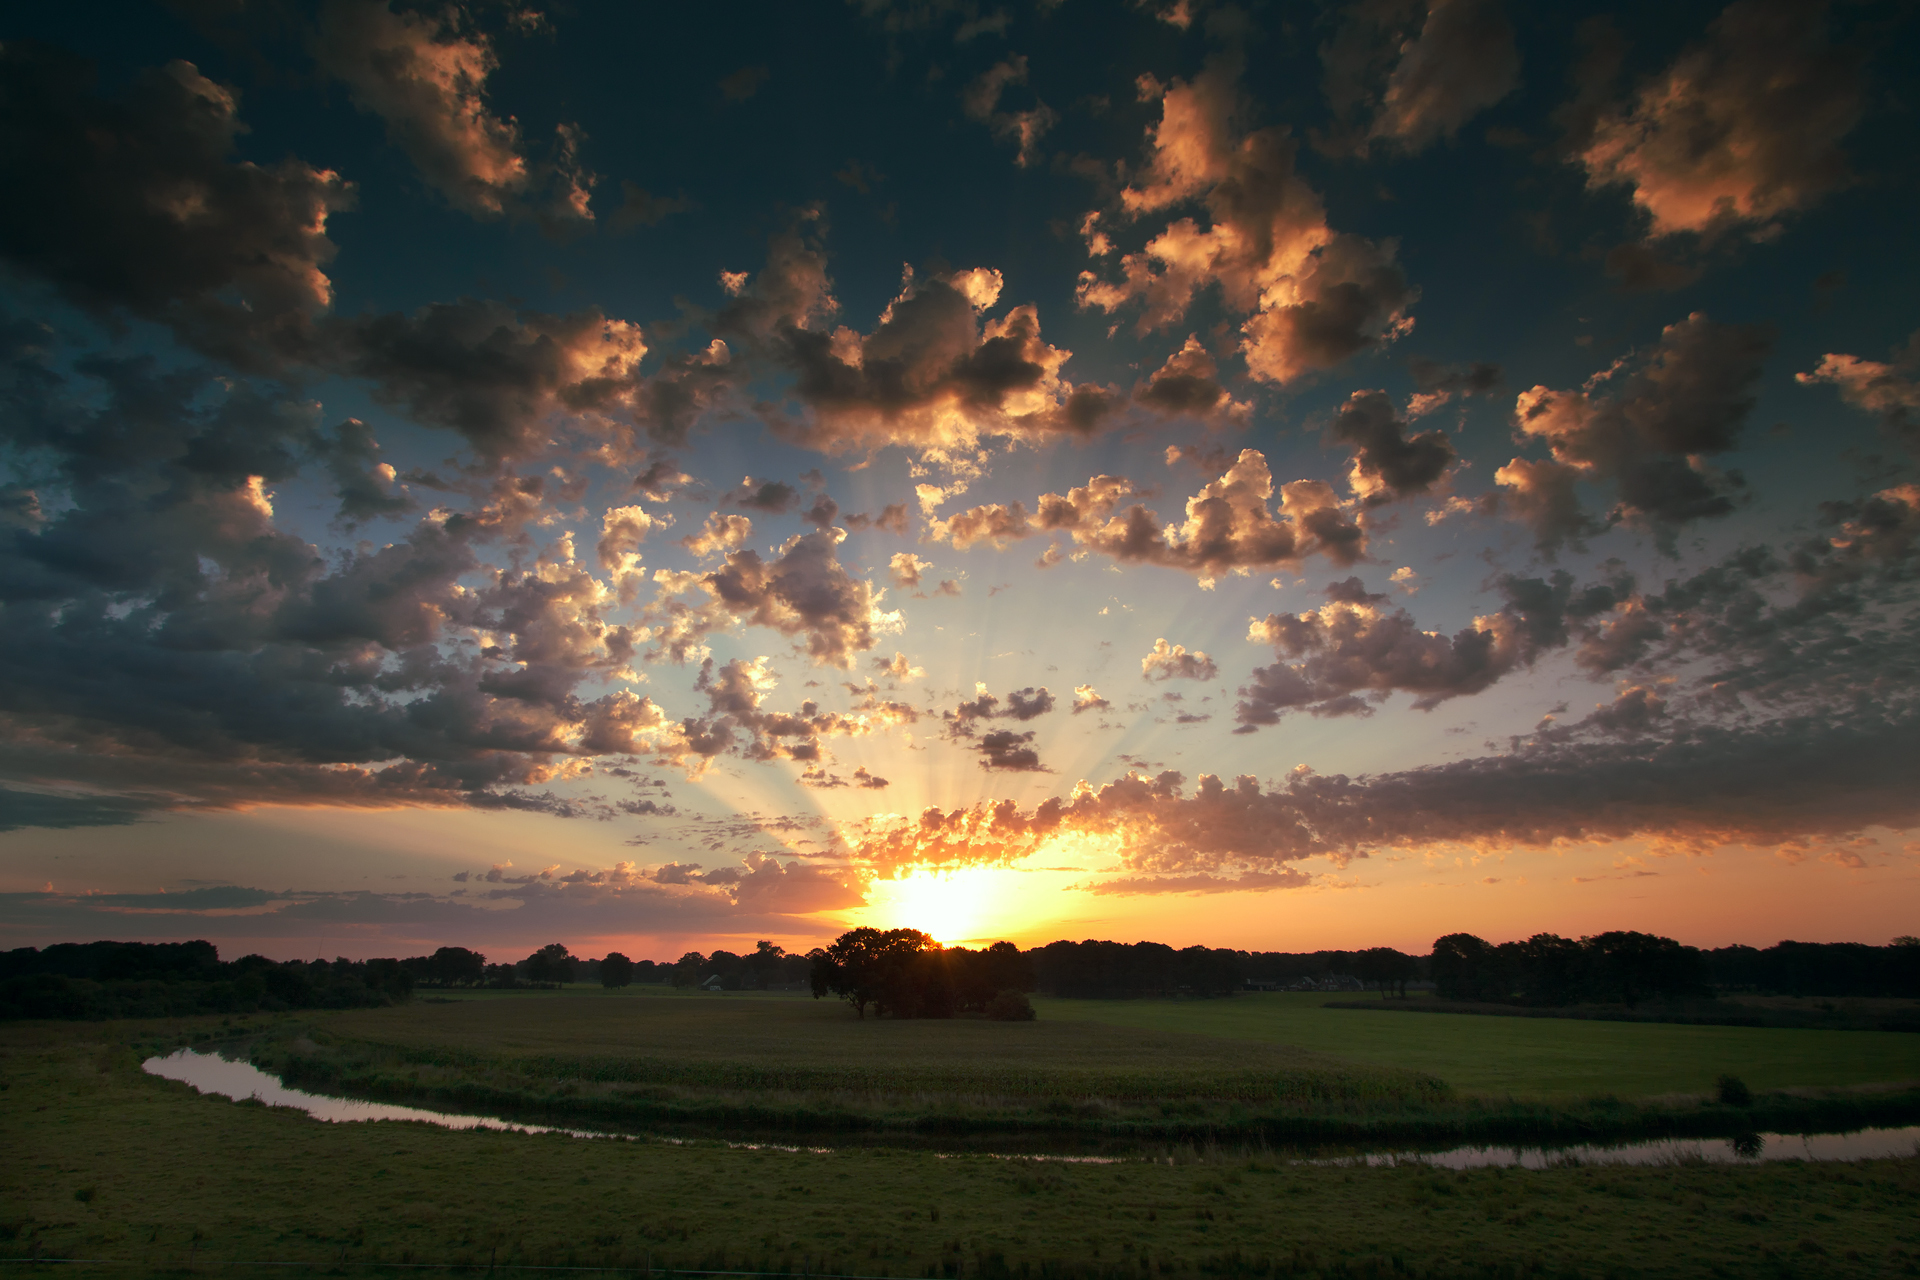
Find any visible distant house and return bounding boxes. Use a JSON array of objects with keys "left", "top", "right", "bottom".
[
  {"left": 699, "top": 975, "right": 726, "bottom": 992},
  {"left": 1286, "top": 973, "right": 1365, "bottom": 993}
]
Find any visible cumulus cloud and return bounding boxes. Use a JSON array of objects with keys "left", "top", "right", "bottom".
[
  {"left": 1797, "top": 331, "right": 1920, "bottom": 453},
  {"left": 1406, "top": 357, "right": 1501, "bottom": 416},
  {"left": 1072, "top": 684, "right": 1112, "bottom": 714},
  {"left": 1500, "top": 313, "right": 1772, "bottom": 552},
  {"left": 680, "top": 512, "right": 754, "bottom": 558},
  {"left": 335, "top": 299, "right": 649, "bottom": 461},
  {"left": 1141, "top": 638, "right": 1218, "bottom": 682},
  {"left": 932, "top": 449, "right": 1366, "bottom": 582},
  {"left": 766, "top": 263, "right": 1113, "bottom": 456},
  {"left": 962, "top": 55, "right": 1057, "bottom": 168},
  {"left": 0, "top": 46, "right": 350, "bottom": 370},
  {"left": 1076, "top": 56, "right": 1415, "bottom": 387},
  {"left": 889, "top": 552, "right": 931, "bottom": 589},
  {"left": 672, "top": 656, "right": 915, "bottom": 769},
  {"left": 1234, "top": 572, "right": 1578, "bottom": 727},
  {"left": 1133, "top": 336, "right": 1249, "bottom": 425},
  {"left": 976, "top": 729, "right": 1045, "bottom": 772},
  {"left": 1321, "top": 0, "right": 1520, "bottom": 153},
  {"left": 1328, "top": 390, "right": 1456, "bottom": 504},
  {"left": 649, "top": 527, "right": 901, "bottom": 668},
  {"left": 1572, "top": 0, "right": 1862, "bottom": 240},
  {"left": 945, "top": 684, "right": 1057, "bottom": 737},
  {"left": 314, "top": 0, "right": 593, "bottom": 226}
]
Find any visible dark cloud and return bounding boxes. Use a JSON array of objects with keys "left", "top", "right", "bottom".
[
  {"left": 1502, "top": 312, "right": 1772, "bottom": 552},
  {"left": 944, "top": 685, "right": 1056, "bottom": 738},
  {"left": 333, "top": 300, "right": 648, "bottom": 462},
  {"left": 649, "top": 527, "right": 898, "bottom": 668},
  {"left": 313, "top": 0, "right": 594, "bottom": 228},
  {"left": 1320, "top": 0, "right": 1520, "bottom": 154},
  {"left": 0, "top": 44, "right": 350, "bottom": 370},
  {"left": 1328, "top": 390, "right": 1456, "bottom": 504},
  {"left": 976, "top": 728, "right": 1044, "bottom": 771},
  {"left": 1572, "top": 0, "right": 1862, "bottom": 240},
  {"left": 1234, "top": 571, "right": 1597, "bottom": 727},
  {"left": 963, "top": 55, "right": 1056, "bottom": 169}
]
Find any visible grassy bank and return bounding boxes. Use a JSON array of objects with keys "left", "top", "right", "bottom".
[{"left": 6, "top": 1018, "right": 1920, "bottom": 1279}]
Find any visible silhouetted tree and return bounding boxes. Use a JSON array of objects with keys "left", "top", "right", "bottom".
[
  {"left": 429, "top": 946, "right": 487, "bottom": 987},
  {"left": 524, "top": 943, "right": 576, "bottom": 985},
  {"left": 809, "top": 927, "right": 940, "bottom": 1018},
  {"left": 599, "top": 952, "right": 634, "bottom": 988}
]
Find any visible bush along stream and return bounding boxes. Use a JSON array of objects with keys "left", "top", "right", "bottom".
[{"left": 238, "top": 1027, "right": 1920, "bottom": 1156}]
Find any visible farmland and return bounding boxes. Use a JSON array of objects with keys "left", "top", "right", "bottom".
[
  {"left": 6, "top": 1015, "right": 1920, "bottom": 1279},
  {"left": 196, "top": 986, "right": 1920, "bottom": 1154}
]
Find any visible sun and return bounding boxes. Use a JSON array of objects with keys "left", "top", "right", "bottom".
[{"left": 852, "top": 866, "right": 1020, "bottom": 945}]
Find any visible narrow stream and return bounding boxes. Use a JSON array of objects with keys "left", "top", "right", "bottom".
[{"left": 145, "top": 1048, "right": 1920, "bottom": 1169}]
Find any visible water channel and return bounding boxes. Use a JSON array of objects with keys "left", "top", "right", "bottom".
[{"left": 145, "top": 1048, "right": 1920, "bottom": 1170}]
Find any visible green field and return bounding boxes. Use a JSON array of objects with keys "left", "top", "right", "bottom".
[
  {"left": 1041, "top": 992, "right": 1920, "bottom": 1099},
  {"left": 223, "top": 987, "right": 1920, "bottom": 1155},
  {"left": 5, "top": 1016, "right": 1920, "bottom": 1279}
]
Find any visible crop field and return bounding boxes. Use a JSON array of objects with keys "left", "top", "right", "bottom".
[{"left": 6, "top": 1018, "right": 1920, "bottom": 1279}]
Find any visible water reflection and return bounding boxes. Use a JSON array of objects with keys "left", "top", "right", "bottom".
[{"left": 146, "top": 1049, "right": 1920, "bottom": 1169}]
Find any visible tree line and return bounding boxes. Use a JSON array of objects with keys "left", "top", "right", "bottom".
[
  {"left": 6, "top": 931, "right": 1913, "bottom": 1020},
  {"left": 0, "top": 941, "right": 414, "bottom": 1020}
]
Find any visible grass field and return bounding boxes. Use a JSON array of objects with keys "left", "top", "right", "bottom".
[
  {"left": 6, "top": 1017, "right": 1920, "bottom": 1279},
  {"left": 1039, "top": 992, "right": 1920, "bottom": 1099},
  {"left": 215, "top": 987, "right": 1920, "bottom": 1154}
]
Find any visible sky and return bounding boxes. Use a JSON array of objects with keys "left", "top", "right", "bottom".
[{"left": 1, "top": 0, "right": 1917, "bottom": 963}]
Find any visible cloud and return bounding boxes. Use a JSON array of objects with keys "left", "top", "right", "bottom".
[
  {"left": 1573, "top": 0, "right": 1862, "bottom": 240},
  {"left": 1500, "top": 312, "right": 1772, "bottom": 552},
  {"left": 680, "top": 512, "right": 754, "bottom": 558},
  {"left": 1088, "top": 869, "right": 1310, "bottom": 895},
  {"left": 767, "top": 265, "right": 1111, "bottom": 456},
  {"left": 1234, "top": 571, "right": 1600, "bottom": 727},
  {"left": 1072, "top": 684, "right": 1111, "bottom": 714},
  {"left": 336, "top": 299, "right": 649, "bottom": 461},
  {"left": 962, "top": 55, "right": 1057, "bottom": 168},
  {"left": 976, "top": 729, "right": 1045, "bottom": 772},
  {"left": 1076, "top": 55, "right": 1415, "bottom": 387},
  {"left": 670, "top": 656, "right": 913, "bottom": 769},
  {"left": 650, "top": 527, "right": 901, "bottom": 668},
  {"left": 932, "top": 450, "right": 1366, "bottom": 582},
  {"left": 0, "top": 45, "right": 350, "bottom": 370},
  {"left": 1133, "top": 336, "right": 1249, "bottom": 425},
  {"left": 724, "top": 476, "right": 799, "bottom": 513},
  {"left": 889, "top": 552, "right": 931, "bottom": 589},
  {"left": 1797, "top": 332, "right": 1920, "bottom": 453},
  {"left": 873, "top": 651, "right": 926, "bottom": 682},
  {"left": 314, "top": 0, "right": 593, "bottom": 226},
  {"left": 1405, "top": 357, "right": 1501, "bottom": 416},
  {"left": 945, "top": 684, "right": 1057, "bottom": 738},
  {"left": 1141, "top": 638, "right": 1218, "bottom": 682},
  {"left": 1321, "top": 0, "right": 1521, "bottom": 153},
  {"left": 1329, "top": 390, "right": 1456, "bottom": 504}
]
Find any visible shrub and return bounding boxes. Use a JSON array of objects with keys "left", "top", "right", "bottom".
[
  {"left": 985, "top": 989, "right": 1036, "bottom": 1021},
  {"left": 1717, "top": 1074, "right": 1752, "bottom": 1107}
]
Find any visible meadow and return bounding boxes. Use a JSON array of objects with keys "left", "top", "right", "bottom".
[
  {"left": 5, "top": 1016, "right": 1920, "bottom": 1279},
  {"left": 223, "top": 987, "right": 1920, "bottom": 1152}
]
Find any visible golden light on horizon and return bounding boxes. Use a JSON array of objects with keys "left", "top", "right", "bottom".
[{"left": 847, "top": 865, "right": 1060, "bottom": 945}]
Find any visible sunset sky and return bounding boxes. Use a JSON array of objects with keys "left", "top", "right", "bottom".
[{"left": 2, "top": 0, "right": 1916, "bottom": 962}]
